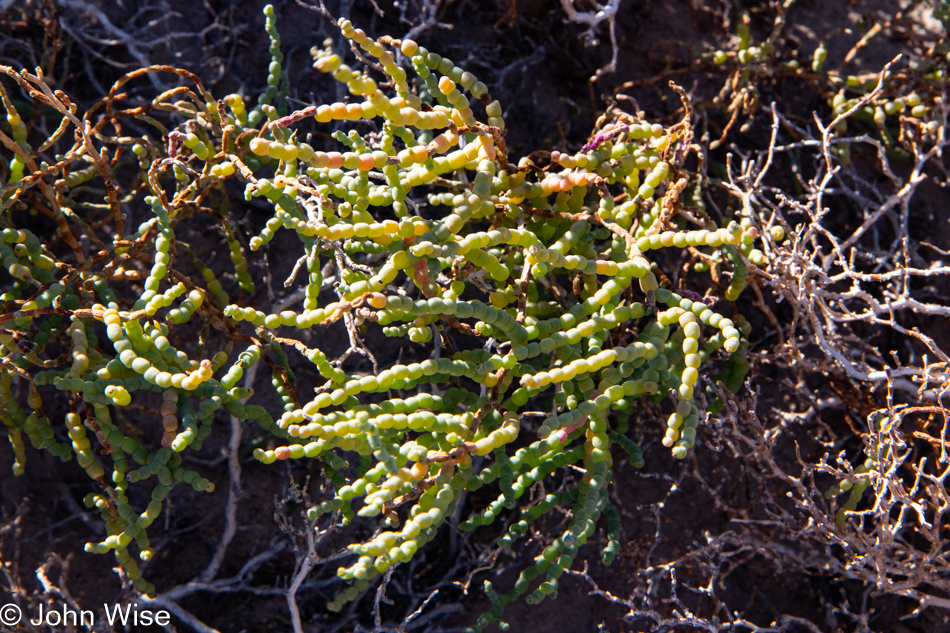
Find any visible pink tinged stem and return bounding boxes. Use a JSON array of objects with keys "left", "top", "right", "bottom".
[{"left": 274, "top": 106, "right": 317, "bottom": 127}]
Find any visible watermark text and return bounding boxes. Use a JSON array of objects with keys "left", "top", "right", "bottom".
[{"left": 0, "top": 601, "right": 171, "bottom": 628}]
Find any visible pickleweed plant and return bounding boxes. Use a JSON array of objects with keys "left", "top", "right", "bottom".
[{"left": 1, "top": 5, "right": 763, "bottom": 627}]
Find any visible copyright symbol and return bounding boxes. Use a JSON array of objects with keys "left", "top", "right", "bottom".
[{"left": 0, "top": 603, "right": 21, "bottom": 626}]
